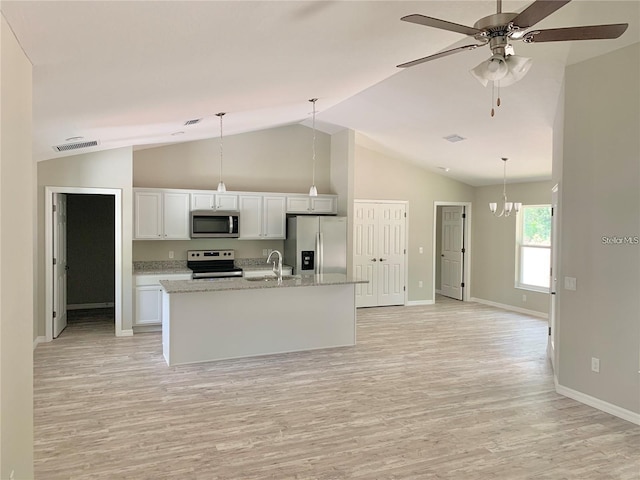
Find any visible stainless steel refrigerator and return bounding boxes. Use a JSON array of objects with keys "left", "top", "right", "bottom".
[{"left": 284, "top": 216, "right": 347, "bottom": 276}]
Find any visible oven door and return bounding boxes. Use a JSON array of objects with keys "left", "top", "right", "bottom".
[{"left": 190, "top": 211, "right": 239, "bottom": 238}]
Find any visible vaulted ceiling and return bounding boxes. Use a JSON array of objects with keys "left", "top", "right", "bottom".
[{"left": 2, "top": 1, "right": 638, "bottom": 185}]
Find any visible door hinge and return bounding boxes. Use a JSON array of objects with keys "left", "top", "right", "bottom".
[
  {"left": 52, "top": 204, "right": 57, "bottom": 212},
  {"left": 461, "top": 282, "right": 465, "bottom": 288},
  {"left": 548, "top": 326, "right": 551, "bottom": 336},
  {"left": 53, "top": 311, "right": 57, "bottom": 318},
  {"left": 404, "top": 212, "right": 407, "bottom": 218},
  {"left": 404, "top": 286, "right": 406, "bottom": 291},
  {"left": 53, "top": 258, "right": 57, "bottom": 265},
  {"left": 462, "top": 213, "right": 466, "bottom": 219},
  {"left": 551, "top": 207, "right": 554, "bottom": 216},
  {"left": 404, "top": 249, "right": 406, "bottom": 254},
  {"left": 461, "top": 247, "right": 466, "bottom": 253}
]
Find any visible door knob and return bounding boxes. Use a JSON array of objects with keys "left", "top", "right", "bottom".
[
  {"left": 379, "top": 258, "right": 386, "bottom": 262},
  {"left": 441, "top": 254, "right": 445, "bottom": 257},
  {"left": 371, "top": 258, "right": 377, "bottom": 262}
]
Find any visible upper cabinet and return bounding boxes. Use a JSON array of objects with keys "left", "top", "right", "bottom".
[
  {"left": 134, "top": 189, "right": 190, "bottom": 240},
  {"left": 238, "top": 194, "right": 286, "bottom": 240},
  {"left": 190, "top": 192, "right": 238, "bottom": 211},
  {"left": 286, "top": 194, "right": 337, "bottom": 214}
]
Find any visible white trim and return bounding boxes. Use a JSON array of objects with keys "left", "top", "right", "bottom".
[
  {"left": 433, "top": 201, "right": 472, "bottom": 303},
  {"left": 555, "top": 382, "right": 640, "bottom": 426},
  {"left": 406, "top": 300, "right": 435, "bottom": 306},
  {"left": 470, "top": 297, "right": 548, "bottom": 319},
  {"left": 33, "top": 336, "right": 46, "bottom": 350},
  {"left": 355, "top": 198, "right": 408, "bottom": 204},
  {"left": 45, "top": 186, "right": 123, "bottom": 341},
  {"left": 67, "top": 302, "right": 115, "bottom": 311}
]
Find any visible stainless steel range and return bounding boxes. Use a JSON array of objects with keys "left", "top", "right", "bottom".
[{"left": 187, "top": 250, "right": 243, "bottom": 279}]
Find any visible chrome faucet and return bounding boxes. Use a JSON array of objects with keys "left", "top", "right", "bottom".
[{"left": 267, "top": 250, "right": 283, "bottom": 283}]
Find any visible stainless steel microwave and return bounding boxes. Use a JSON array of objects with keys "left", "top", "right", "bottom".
[{"left": 190, "top": 211, "right": 240, "bottom": 238}]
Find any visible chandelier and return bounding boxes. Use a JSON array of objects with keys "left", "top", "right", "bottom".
[{"left": 489, "top": 157, "right": 521, "bottom": 217}]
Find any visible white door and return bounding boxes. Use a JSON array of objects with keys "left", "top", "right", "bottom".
[
  {"left": 354, "top": 204, "right": 377, "bottom": 307},
  {"left": 377, "top": 204, "right": 406, "bottom": 306},
  {"left": 162, "top": 192, "right": 190, "bottom": 239},
  {"left": 239, "top": 195, "right": 263, "bottom": 239},
  {"left": 52, "top": 193, "right": 68, "bottom": 338},
  {"left": 262, "top": 196, "right": 286, "bottom": 239},
  {"left": 549, "top": 185, "right": 559, "bottom": 369},
  {"left": 440, "top": 206, "right": 464, "bottom": 300},
  {"left": 134, "top": 191, "right": 162, "bottom": 239}
]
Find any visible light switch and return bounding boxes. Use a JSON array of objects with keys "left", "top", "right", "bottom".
[
  {"left": 564, "top": 276, "right": 577, "bottom": 291},
  {"left": 419, "top": 247, "right": 424, "bottom": 254}
]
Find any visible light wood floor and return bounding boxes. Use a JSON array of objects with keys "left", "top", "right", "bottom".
[{"left": 34, "top": 299, "right": 640, "bottom": 479}]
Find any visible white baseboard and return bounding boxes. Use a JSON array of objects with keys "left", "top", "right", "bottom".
[
  {"left": 116, "top": 329, "right": 134, "bottom": 337},
  {"left": 67, "top": 302, "right": 115, "bottom": 311},
  {"left": 33, "top": 336, "right": 46, "bottom": 350},
  {"left": 406, "top": 300, "right": 435, "bottom": 306},
  {"left": 469, "top": 297, "right": 548, "bottom": 319},
  {"left": 555, "top": 382, "right": 640, "bottom": 426}
]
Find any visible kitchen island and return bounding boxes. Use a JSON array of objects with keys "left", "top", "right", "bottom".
[{"left": 160, "top": 274, "right": 365, "bottom": 366}]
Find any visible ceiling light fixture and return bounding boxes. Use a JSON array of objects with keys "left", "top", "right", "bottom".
[
  {"left": 308, "top": 98, "right": 318, "bottom": 197},
  {"left": 216, "top": 112, "right": 227, "bottom": 193},
  {"left": 489, "top": 157, "right": 521, "bottom": 217}
]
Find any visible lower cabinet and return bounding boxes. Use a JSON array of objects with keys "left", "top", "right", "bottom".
[{"left": 134, "top": 273, "right": 191, "bottom": 327}]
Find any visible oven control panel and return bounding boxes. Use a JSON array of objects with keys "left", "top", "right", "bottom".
[{"left": 188, "top": 250, "right": 235, "bottom": 261}]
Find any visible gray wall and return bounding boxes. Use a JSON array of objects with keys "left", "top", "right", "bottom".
[
  {"left": 353, "top": 140, "right": 475, "bottom": 303},
  {"left": 67, "top": 194, "right": 115, "bottom": 306},
  {"left": 0, "top": 16, "right": 34, "bottom": 478},
  {"left": 558, "top": 43, "right": 640, "bottom": 414},
  {"left": 472, "top": 181, "right": 553, "bottom": 315}
]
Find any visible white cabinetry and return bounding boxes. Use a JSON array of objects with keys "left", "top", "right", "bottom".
[
  {"left": 354, "top": 202, "right": 407, "bottom": 307},
  {"left": 239, "top": 195, "right": 286, "bottom": 239},
  {"left": 134, "top": 189, "right": 190, "bottom": 240},
  {"left": 134, "top": 273, "right": 192, "bottom": 327},
  {"left": 191, "top": 192, "right": 238, "bottom": 211},
  {"left": 286, "top": 195, "right": 337, "bottom": 214}
]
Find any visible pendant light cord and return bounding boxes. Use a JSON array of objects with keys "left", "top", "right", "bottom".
[
  {"left": 217, "top": 113, "right": 224, "bottom": 183},
  {"left": 311, "top": 98, "right": 317, "bottom": 187}
]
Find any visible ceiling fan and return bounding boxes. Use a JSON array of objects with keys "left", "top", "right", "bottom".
[{"left": 397, "top": 0, "right": 628, "bottom": 87}]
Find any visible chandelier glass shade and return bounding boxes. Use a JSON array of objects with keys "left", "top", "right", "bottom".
[{"left": 490, "top": 157, "right": 521, "bottom": 217}]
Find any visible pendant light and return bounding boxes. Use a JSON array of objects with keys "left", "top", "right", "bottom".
[
  {"left": 216, "top": 112, "right": 227, "bottom": 193},
  {"left": 489, "top": 157, "right": 521, "bottom": 217},
  {"left": 308, "top": 98, "right": 318, "bottom": 197}
]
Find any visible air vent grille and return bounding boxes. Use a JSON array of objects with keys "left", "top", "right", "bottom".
[
  {"left": 53, "top": 140, "right": 99, "bottom": 152},
  {"left": 443, "top": 134, "right": 466, "bottom": 143},
  {"left": 184, "top": 119, "right": 202, "bottom": 126}
]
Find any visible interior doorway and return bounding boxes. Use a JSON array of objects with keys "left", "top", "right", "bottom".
[
  {"left": 433, "top": 202, "right": 472, "bottom": 302},
  {"left": 45, "top": 186, "right": 123, "bottom": 341}
]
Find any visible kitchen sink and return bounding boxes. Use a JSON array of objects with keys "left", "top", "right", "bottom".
[{"left": 244, "top": 275, "right": 298, "bottom": 282}]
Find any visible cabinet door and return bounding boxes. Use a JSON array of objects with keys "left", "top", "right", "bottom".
[
  {"left": 163, "top": 192, "right": 190, "bottom": 239},
  {"left": 191, "top": 193, "right": 215, "bottom": 210},
  {"left": 286, "top": 196, "right": 311, "bottom": 213},
  {"left": 135, "top": 286, "right": 162, "bottom": 325},
  {"left": 134, "top": 191, "right": 162, "bottom": 239},
  {"left": 238, "top": 195, "right": 263, "bottom": 239},
  {"left": 262, "top": 196, "right": 286, "bottom": 239},
  {"left": 216, "top": 194, "right": 238, "bottom": 211},
  {"left": 311, "top": 196, "right": 336, "bottom": 214}
]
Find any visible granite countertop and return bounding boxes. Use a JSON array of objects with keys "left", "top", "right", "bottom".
[
  {"left": 241, "top": 264, "right": 293, "bottom": 273},
  {"left": 160, "top": 274, "right": 367, "bottom": 294},
  {"left": 133, "top": 261, "right": 192, "bottom": 275}
]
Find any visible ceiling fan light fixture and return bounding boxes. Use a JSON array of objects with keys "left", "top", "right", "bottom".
[
  {"left": 470, "top": 54, "right": 508, "bottom": 86},
  {"left": 500, "top": 55, "right": 533, "bottom": 86}
]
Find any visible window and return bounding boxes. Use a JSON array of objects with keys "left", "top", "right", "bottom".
[{"left": 516, "top": 205, "right": 551, "bottom": 292}]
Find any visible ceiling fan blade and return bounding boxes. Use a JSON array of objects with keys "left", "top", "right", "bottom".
[
  {"left": 397, "top": 44, "right": 482, "bottom": 68},
  {"left": 401, "top": 14, "right": 482, "bottom": 36},
  {"left": 524, "top": 24, "right": 629, "bottom": 43},
  {"left": 511, "top": 0, "right": 571, "bottom": 29}
]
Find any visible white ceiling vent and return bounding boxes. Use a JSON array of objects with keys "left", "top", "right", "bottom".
[
  {"left": 184, "top": 119, "right": 202, "bottom": 126},
  {"left": 443, "top": 134, "right": 466, "bottom": 143},
  {"left": 52, "top": 140, "right": 99, "bottom": 152}
]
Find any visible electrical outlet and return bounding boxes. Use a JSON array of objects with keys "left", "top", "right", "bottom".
[
  {"left": 564, "top": 276, "right": 577, "bottom": 291},
  {"left": 262, "top": 249, "right": 268, "bottom": 256},
  {"left": 168, "top": 251, "right": 174, "bottom": 259},
  {"left": 522, "top": 294, "right": 527, "bottom": 302},
  {"left": 591, "top": 357, "right": 600, "bottom": 373},
  {"left": 418, "top": 281, "right": 423, "bottom": 288}
]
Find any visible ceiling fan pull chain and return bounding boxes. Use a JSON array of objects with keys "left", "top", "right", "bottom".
[
  {"left": 490, "top": 82, "right": 495, "bottom": 117},
  {"left": 496, "top": 81, "right": 501, "bottom": 107}
]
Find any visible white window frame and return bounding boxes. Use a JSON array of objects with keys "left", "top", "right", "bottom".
[{"left": 515, "top": 204, "right": 551, "bottom": 293}]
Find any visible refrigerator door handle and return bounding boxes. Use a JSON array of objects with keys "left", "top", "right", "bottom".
[{"left": 318, "top": 232, "right": 324, "bottom": 275}]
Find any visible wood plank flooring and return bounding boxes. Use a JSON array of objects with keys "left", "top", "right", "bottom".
[{"left": 34, "top": 299, "right": 640, "bottom": 479}]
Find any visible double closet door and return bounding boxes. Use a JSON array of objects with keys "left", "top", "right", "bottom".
[{"left": 354, "top": 201, "right": 406, "bottom": 307}]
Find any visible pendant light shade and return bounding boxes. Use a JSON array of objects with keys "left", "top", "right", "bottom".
[
  {"left": 216, "top": 112, "right": 227, "bottom": 193},
  {"left": 308, "top": 98, "right": 318, "bottom": 197}
]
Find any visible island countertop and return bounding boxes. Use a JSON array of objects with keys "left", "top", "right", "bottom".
[{"left": 160, "top": 274, "right": 366, "bottom": 294}]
